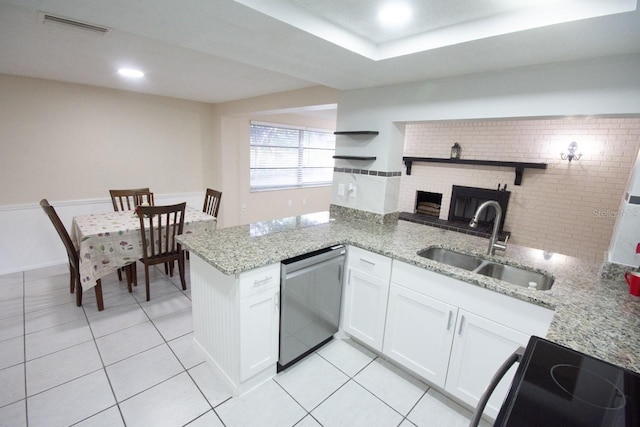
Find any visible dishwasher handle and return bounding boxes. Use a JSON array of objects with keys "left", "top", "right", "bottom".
[{"left": 469, "top": 346, "right": 525, "bottom": 427}]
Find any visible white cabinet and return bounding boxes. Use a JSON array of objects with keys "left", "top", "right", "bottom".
[
  {"left": 240, "top": 286, "right": 279, "bottom": 381},
  {"left": 190, "top": 255, "right": 280, "bottom": 395},
  {"left": 383, "top": 283, "right": 456, "bottom": 386},
  {"left": 342, "top": 246, "right": 391, "bottom": 352},
  {"left": 387, "top": 260, "right": 554, "bottom": 419},
  {"left": 445, "top": 310, "right": 528, "bottom": 417}
]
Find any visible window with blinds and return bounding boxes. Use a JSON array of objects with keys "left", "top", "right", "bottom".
[{"left": 250, "top": 122, "right": 336, "bottom": 192}]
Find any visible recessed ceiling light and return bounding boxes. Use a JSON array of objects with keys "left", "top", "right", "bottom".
[
  {"left": 117, "top": 68, "right": 145, "bottom": 78},
  {"left": 377, "top": 3, "right": 412, "bottom": 27}
]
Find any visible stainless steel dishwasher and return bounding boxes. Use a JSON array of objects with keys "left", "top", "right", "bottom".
[{"left": 278, "top": 245, "right": 346, "bottom": 371}]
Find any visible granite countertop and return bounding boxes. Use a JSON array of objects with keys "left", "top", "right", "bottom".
[{"left": 178, "top": 211, "right": 640, "bottom": 373}]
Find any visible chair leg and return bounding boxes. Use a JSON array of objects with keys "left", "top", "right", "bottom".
[
  {"left": 125, "top": 265, "right": 133, "bottom": 293},
  {"left": 75, "top": 275, "right": 83, "bottom": 307},
  {"left": 117, "top": 268, "right": 123, "bottom": 281},
  {"left": 178, "top": 252, "right": 187, "bottom": 291},
  {"left": 144, "top": 264, "right": 151, "bottom": 301},
  {"left": 94, "top": 279, "right": 104, "bottom": 311},
  {"left": 69, "top": 264, "right": 75, "bottom": 294}
]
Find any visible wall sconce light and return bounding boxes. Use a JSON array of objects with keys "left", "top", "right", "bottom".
[
  {"left": 450, "top": 142, "right": 461, "bottom": 159},
  {"left": 561, "top": 141, "right": 582, "bottom": 162}
]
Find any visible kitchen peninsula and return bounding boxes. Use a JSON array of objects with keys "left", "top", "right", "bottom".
[{"left": 177, "top": 211, "right": 640, "bottom": 399}]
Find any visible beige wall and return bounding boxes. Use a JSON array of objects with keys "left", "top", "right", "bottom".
[
  {"left": 400, "top": 118, "right": 640, "bottom": 262},
  {"left": 0, "top": 74, "right": 212, "bottom": 204},
  {"left": 211, "top": 87, "right": 340, "bottom": 227}
]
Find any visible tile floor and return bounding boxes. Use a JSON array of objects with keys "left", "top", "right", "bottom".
[{"left": 0, "top": 262, "right": 492, "bottom": 427}]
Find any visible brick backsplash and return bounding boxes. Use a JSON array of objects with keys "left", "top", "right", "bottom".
[{"left": 401, "top": 118, "right": 640, "bottom": 262}]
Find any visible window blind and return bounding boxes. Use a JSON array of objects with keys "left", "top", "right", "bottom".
[{"left": 250, "top": 122, "right": 336, "bottom": 192}]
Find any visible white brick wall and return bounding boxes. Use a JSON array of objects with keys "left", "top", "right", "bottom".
[{"left": 401, "top": 118, "right": 640, "bottom": 262}]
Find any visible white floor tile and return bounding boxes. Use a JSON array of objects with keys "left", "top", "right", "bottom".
[
  {"left": 82, "top": 288, "right": 137, "bottom": 315},
  {"left": 73, "top": 406, "right": 124, "bottom": 427},
  {"left": 354, "top": 358, "right": 428, "bottom": 415},
  {"left": 25, "top": 318, "right": 93, "bottom": 361},
  {"left": 131, "top": 274, "right": 179, "bottom": 302},
  {"left": 24, "top": 264, "right": 69, "bottom": 282},
  {"left": 24, "top": 302, "right": 85, "bottom": 334},
  {"left": 119, "top": 372, "right": 210, "bottom": 427},
  {"left": 27, "top": 370, "right": 116, "bottom": 427},
  {"left": 312, "top": 380, "right": 403, "bottom": 427},
  {"left": 95, "top": 321, "right": 164, "bottom": 366},
  {"left": 87, "top": 303, "right": 149, "bottom": 338},
  {"left": 188, "top": 362, "right": 233, "bottom": 407},
  {"left": 0, "top": 335, "right": 23, "bottom": 370},
  {"left": 216, "top": 380, "right": 306, "bottom": 427},
  {"left": 275, "top": 353, "right": 349, "bottom": 411},
  {"left": 153, "top": 307, "right": 193, "bottom": 341},
  {"left": 26, "top": 341, "right": 102, "bottom": 396},
  {"left": 0, "top": 271, "right": 22, "bottom": 287},
  {"left": 0, "top": 282, "right": 23, "bottom": 302},
  {"left": 295, "top": 415, "right": 323, "bottom": 427},
  {"left": 0, "top": 314, "right": 24, "bottom": 342},
  {"left": 185, "top": 410, "right": 224, "bottom": 427},
  {"left": 106, "top": 343, "right": 183, "bottom": 402},
  {"left": 0, "top": 400, "right": 26, "bottom": 427},
  {"left": 24, "top": 287, "right": 74, "bottom": 313},
  {"left": 139, "top": 290, "right": 192, "bottom": 320},
  {"left": 316, "top": 338, "right": 376, "bottom": 377},
  {"left": 0, "top": 297, "right": 24, "bottom": 321},
  {"left": 0, "top": 364, "right": 25, "bottom": 407},
  {"left": 24, "top": 274, "right": 69, "bottom": 296},
  {"left": 168, "top": 332, "right": 205, "bottom": 369},
  {"left": 407, "top": 388, "right": 475, "bottom": 427}
]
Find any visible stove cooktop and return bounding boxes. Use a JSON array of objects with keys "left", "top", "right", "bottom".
[{"left": 494, "top": 337, "right": 640, "bottom": 427}]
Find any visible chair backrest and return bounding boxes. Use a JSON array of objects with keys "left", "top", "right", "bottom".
[
  {"left": 202, "top": 188, "right": 222, "bottom": 217},
  {"left": 109, "top": 188, "right": 154, "bottom": 211},
  {"left": 137, "top": 203, "right": 186, "bottom": 262},
  {"left": 39, "top": 199, "right": 78, "bottom": 269}
]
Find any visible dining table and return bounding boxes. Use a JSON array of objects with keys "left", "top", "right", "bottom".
[{"left": 71, "top": 206, "right": 216, "bottom": 292}]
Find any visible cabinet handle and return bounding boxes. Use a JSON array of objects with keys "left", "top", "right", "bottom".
[
  {"left": 447, "top": 311, "right": 453, "bottom": 330},
  {"left": 274, "top": 291, "right": 279, "bottom": 309},
  {"left": 360, "top": 258, "right": 376, "bottom": 266},
  {"left": 458, "top": 315, "right": 465, "bottom": 335},
  {"left": 338, "top": 264, "right": 343, "bottom": 282},
  {"left": 254, "top": 276, "right": 272, "bottom": 287},
  {"left": 348, "top": 269, "right": 352, "bottom": 285}
]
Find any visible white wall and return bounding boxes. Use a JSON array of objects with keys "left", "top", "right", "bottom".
[
  {"left": 212, "top": 86, "right": 340, "bottom": 227},
  {"left": 333, "top": 54, "right": 640, "bottom": 261}
]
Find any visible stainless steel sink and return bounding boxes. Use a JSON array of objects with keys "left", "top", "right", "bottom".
[
  {"left": 417, "top": 247, "right": 484, "bottom": 271},
  {"left": 475, "top": 262, "right": 554, "bottom": 290},
  {"left": 417, "top": 247, "right": 554, "bottom": 290}
]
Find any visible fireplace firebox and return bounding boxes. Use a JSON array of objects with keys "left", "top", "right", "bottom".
[
  {"left": 448, "top": 185, "right": 510, "bottom": 231},
  {"left": 415, "top": 191, "right": 443, "bottom": 218}
]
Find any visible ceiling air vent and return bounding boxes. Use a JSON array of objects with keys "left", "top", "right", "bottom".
[{"left": 41, "top": 13, "right": 108, "bottom": 34}]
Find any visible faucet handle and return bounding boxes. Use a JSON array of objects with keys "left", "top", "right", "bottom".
[{"left": 494, "top": 234, "right": 509, "bottom": 251}]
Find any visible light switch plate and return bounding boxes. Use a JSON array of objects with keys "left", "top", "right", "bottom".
[{"left": 338, "top": 183, "right": 345, "bottom": 196}]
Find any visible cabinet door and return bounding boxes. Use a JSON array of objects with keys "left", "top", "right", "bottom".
[
  {"left": 342, "top": 268, "right": 389, "bottom": 351},
  {"left": 383, "top": 284, "right": 456, "bottom": 387},
  {"left": 240, "top": 287, "right": 279, "bottom": 381},
  {"left": 445, "top": 310, "right": 528, "bottom": 419}
]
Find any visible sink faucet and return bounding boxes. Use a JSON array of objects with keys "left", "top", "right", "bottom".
[{"left": 469, "top": 200, "right": 509, "bottom": 255}]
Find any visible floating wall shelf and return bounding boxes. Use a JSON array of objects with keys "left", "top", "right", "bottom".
[
  {"left": 333, "top": 131, "right": 379, "bottom": 135},
  {"left": 402, "top": 157, "right": 547, "bottom": 186},
  {"left": 333, "top": 156, "right": 377, "bottom": 161}
]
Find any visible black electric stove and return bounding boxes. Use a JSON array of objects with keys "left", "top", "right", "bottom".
[{"left": 494, "top": 336, "right": 640, "bottom": 427}]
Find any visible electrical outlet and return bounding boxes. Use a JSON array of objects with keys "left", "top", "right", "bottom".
[
  {"left": 288, "top": 199, "right": 292, "bottom": 207},
  {"left": 349, "top": 183, "right": 357, "bottom": 198},
  {"left": 302, "top": 198, "right": 307, "bottom": 205},
  {"left": 241, "top": 204, "right": 247, "bottom": 211}
]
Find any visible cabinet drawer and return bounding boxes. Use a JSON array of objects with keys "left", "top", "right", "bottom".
[
  {"left": 239, "top": 263, "right": 280, "bottom": 299},
  {"left": 348, "top": 246, "right": 391, "bottom": 279}
]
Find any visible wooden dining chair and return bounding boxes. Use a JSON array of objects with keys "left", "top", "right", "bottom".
[
  {"left": 109, "top": 188, "right": 155, "bottom": 282},
  {"left": 202, "top": 188, "right": 222, "bottom": 217},
  {"left": 137, "top": 202, "right": 187, "bottom": 301},
  {"left": 40, "top": 199, "right": 104, "bottom": 310},
  {"left": 109, "top": 188, "right": 154, "bottom": 212}
]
